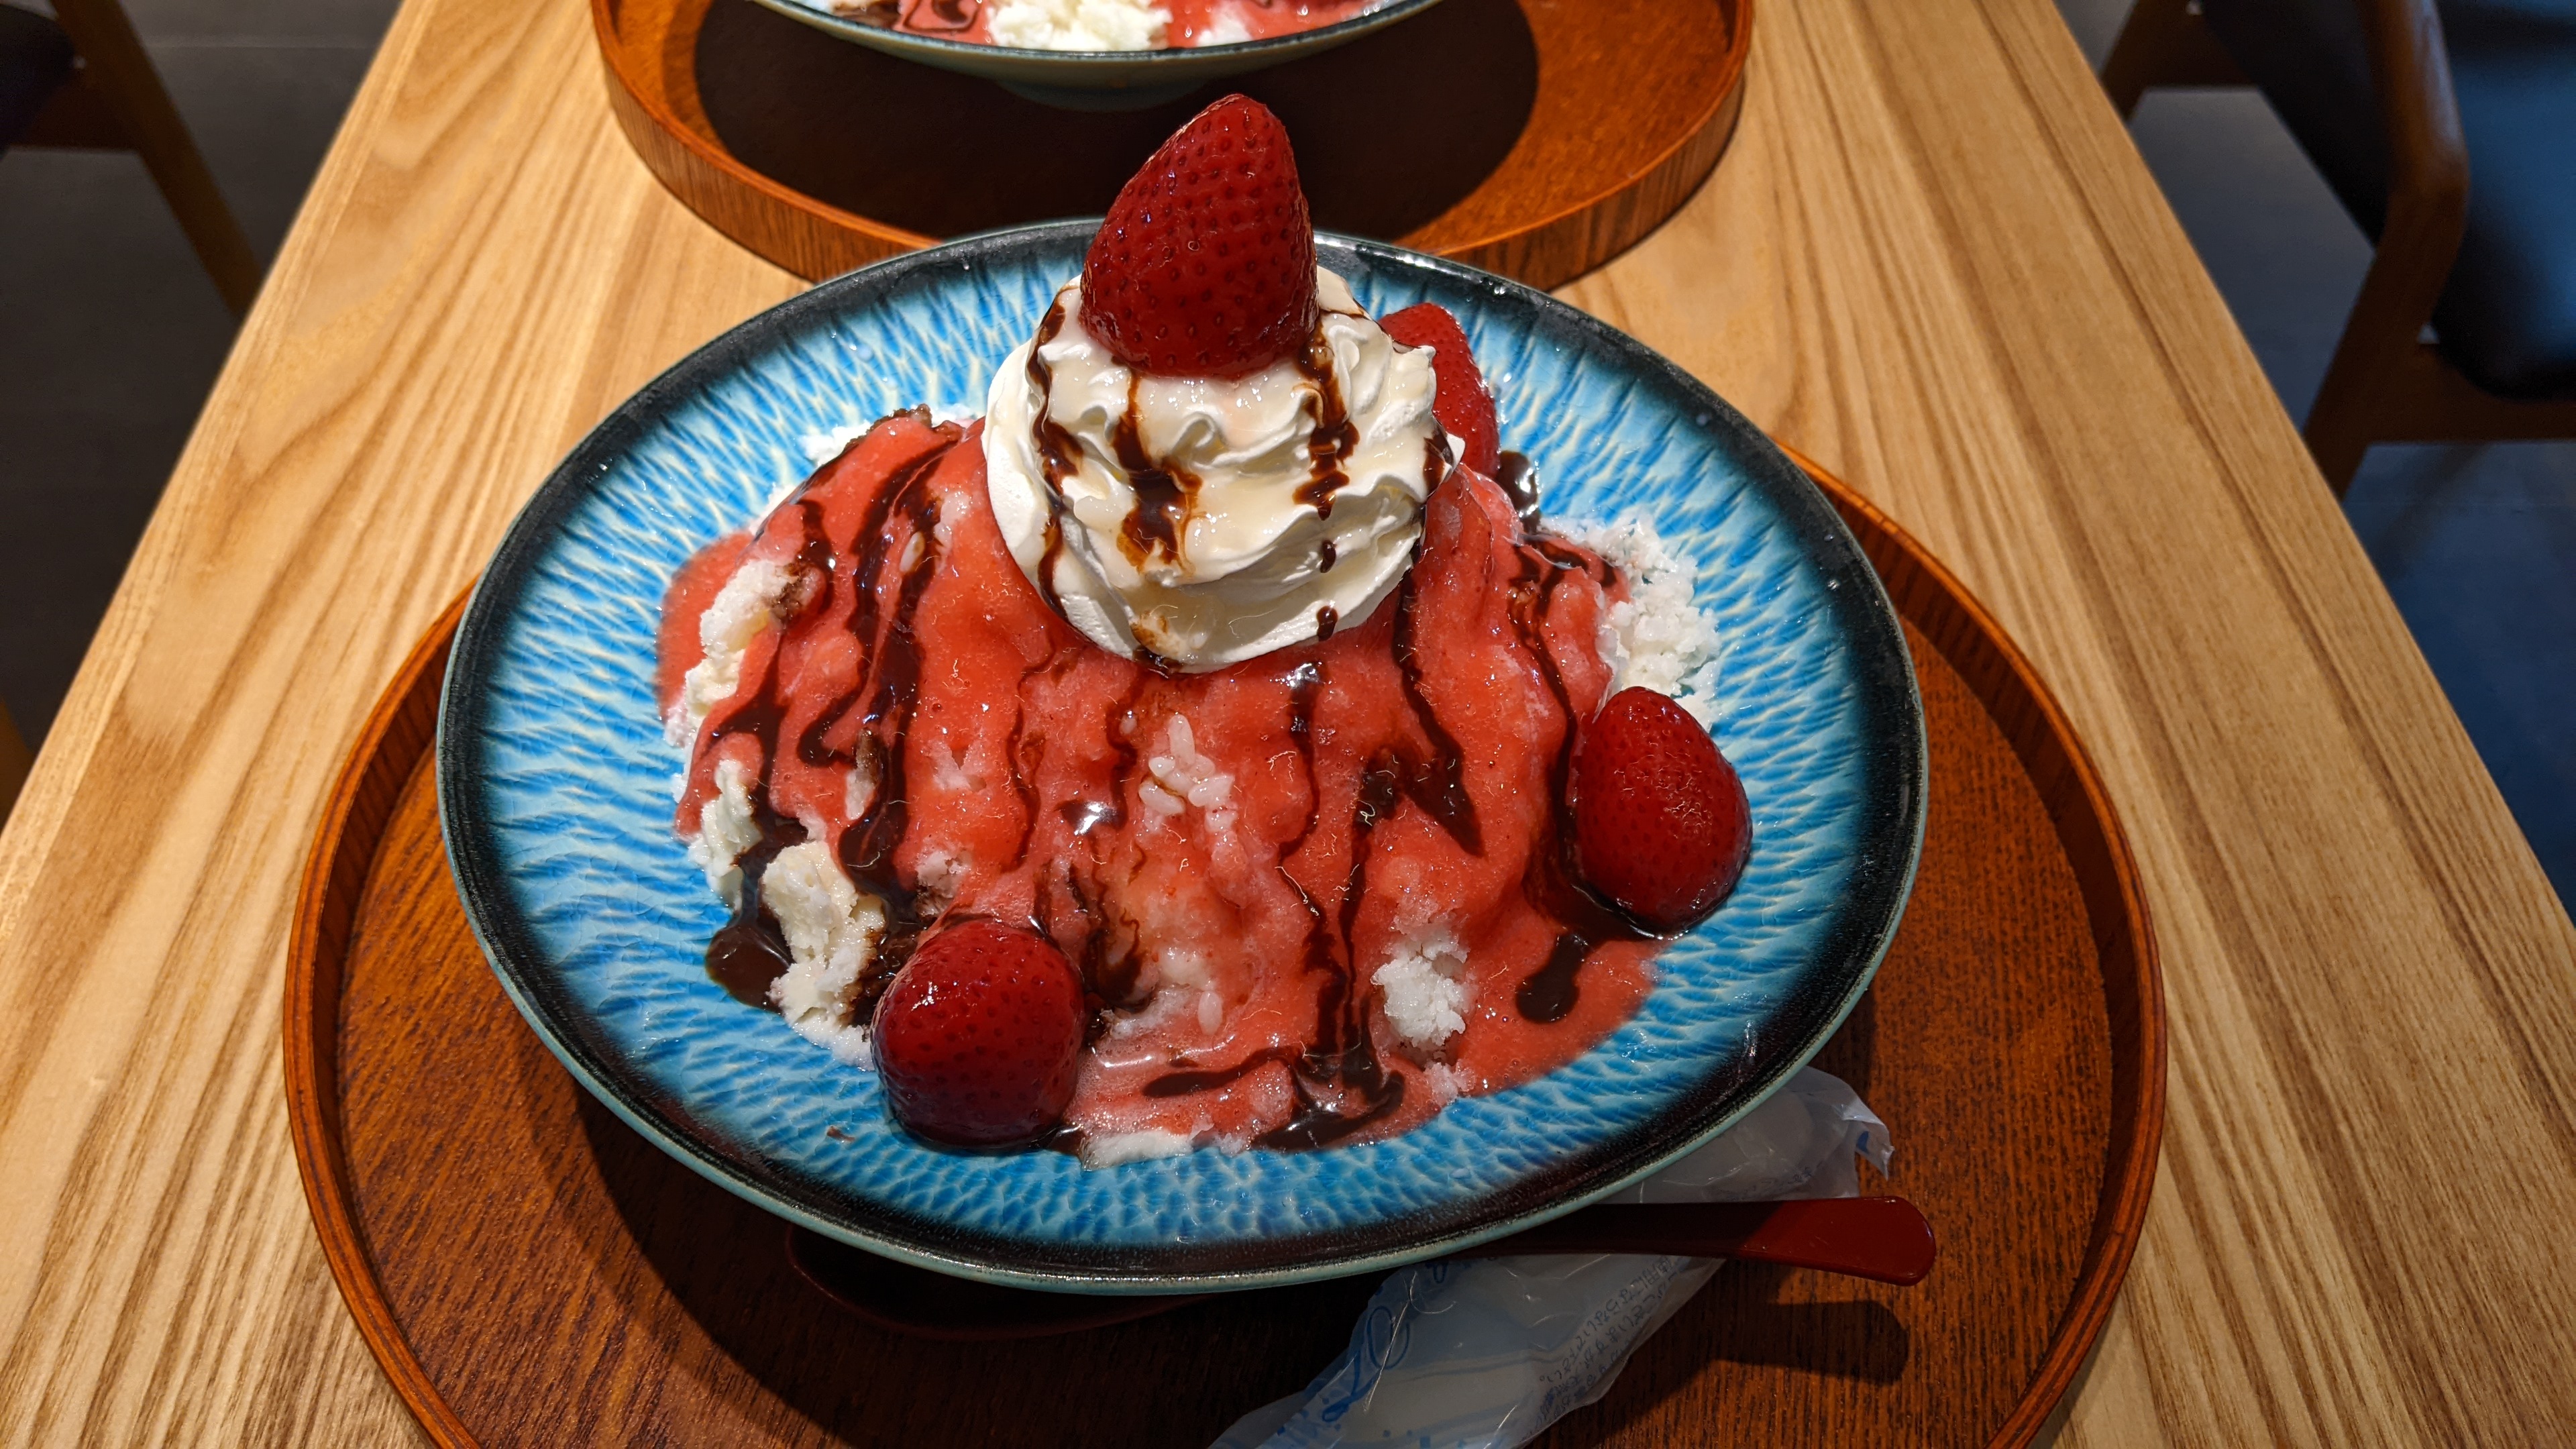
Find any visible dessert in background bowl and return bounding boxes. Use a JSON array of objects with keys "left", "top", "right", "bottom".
[
  {"left": 440, "top": 103, "right": 1923, "bottom": 1292},
  {"left": 834, "top": 0, "right": 1401, "bottom": 50},
  {"left": 753, "top": 0, "right": 1446, "bottom": 108}
]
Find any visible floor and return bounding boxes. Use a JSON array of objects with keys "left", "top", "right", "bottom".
[
  {"left": 2055, "top": 0, "right": 2576, "bottom": 902},
  {"left": 1, "top": 0, "right": 2567, "bottom": 901},
  {"left": 0, "top": 0, "right": 391, "bottom": 738}
]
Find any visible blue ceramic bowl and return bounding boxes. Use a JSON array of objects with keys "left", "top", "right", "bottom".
[
  {"left": 755, "top": 0, "right": 1447, "bottom": 110},
  {"left": 439, "top": 223, "right": 1925, "bottom": 1294}
]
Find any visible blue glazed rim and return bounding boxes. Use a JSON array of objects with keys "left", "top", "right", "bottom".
[
  {"left": 439, "top": 223, "right": 1925, "bottom": 1294},
  {"left": 745, "top": 0, "right": 1448, "bottom": 97}
]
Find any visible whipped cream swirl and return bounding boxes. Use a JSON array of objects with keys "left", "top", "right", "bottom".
[{"left": 984, "top": 270, "right": 1447, "bottom": 671}]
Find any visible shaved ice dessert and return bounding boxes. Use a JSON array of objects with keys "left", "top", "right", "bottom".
[{"left": 657, "top": 97, "right": 1750, "bottom": 1163}]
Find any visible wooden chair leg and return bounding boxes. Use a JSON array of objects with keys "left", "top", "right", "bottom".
[
  {"left": 2100, "top": 0, "right": 2249, "bottom": 119},
  {"left": 47, "top": 0, "right": 262, "bottom": 315},
  {"left": 0, "top": 698, "right": 30, "bottom": 827},
  {"left": 2302, "top": 331, "right": 2392, "bottom": 492},
  {"left": 2302, "top": 0, "right": 2473, "bottom": 496}
]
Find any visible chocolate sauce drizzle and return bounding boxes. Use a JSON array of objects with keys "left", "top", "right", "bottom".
[
  {"left": 1063, "top": 869, "right": 1145, "bottom": 1013},
  {"left": 1047, "top": 672, "right": 1146, "bottom": 855},
  {"left": 1024, "top": 300, "right": 1083, "bottom": 622},
  {"left": 1495, "top": 451, "right": 1544, "bottom": 528},
  {"left": 1003, "top": 651, "right": 1064, "bottom": 871},
  {"left": 700, "top": 499, "right": 835, "bottom": 1006},
  {"left": 1387, "top": 568, "right": 1482, "bottom": 853},
  {"left": 1136, "top": 660, "right": 1406, "bottom": 1150},
  {"left": 1142, "top": 1046, "right": 1296, "bottom": 1098},
  {"left": 1499, "top": 536, "right": 1648, "bottom": 1022},
  {"left": 831, "top": 482, "right": 953, "bottom": 996},
  {"left": 1112, "top": 376, "right": 1197, "bottom": 567},
  {"left": 700, "top": 434, "right": 961, "bottom": 1015},
  {"left": 1038, "top": 671, "right": 1154, "bottom": 1035},
  {"left": 702, "top": 651, "right": 805, "bottom": 1008},
  {"left": 1290, "top": 332, "right": 1360, "bottom": 520},
  {"left": 1258, "top": 757, "right": 1408, "bottom": 1150},
  {"left": 1128, "top": 495, "right": 1648, "bottom": 1139},
  {"left": 1060, "top": 800, "right": 1118, "bottom": 837}
]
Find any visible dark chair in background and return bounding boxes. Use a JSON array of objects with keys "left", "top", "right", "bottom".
[
  {"left": 0, "top": 0, "right": 257, "bottom": 313},
  {"left": 2104, "top": 0, "right": 2576, "bottom": 492},
  {"left": 0, "top": 702, "right": 22, "bottom": 824},
  {"left": 1, "top": 0, "right": 258, "bottom": 820}
]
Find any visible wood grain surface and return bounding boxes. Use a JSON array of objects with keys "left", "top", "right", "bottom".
[
  {"left": 287, "top": 478, "right": 2157, "bottom": 1445},
  {"left": 597, "top": 0, "right": 1748, "bottom": 289},
  {"left": 0, "top": 0, "right": 2570, "bottom": 1436}
]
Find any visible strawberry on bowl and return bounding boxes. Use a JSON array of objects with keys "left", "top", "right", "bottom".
[
  {"left": 439, "top": 97, "right": 1923, "bottom": 1292},
  {"left": 873, "top": 920, "right": 1087, "bottom": 1148},
  {"left": 1574, "top": 687, "right": 1755, "bottom": 935}
]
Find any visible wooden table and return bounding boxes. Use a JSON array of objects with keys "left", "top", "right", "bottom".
[{"left": 1, "top": 0, "right": 2570, "bottom": 1438}]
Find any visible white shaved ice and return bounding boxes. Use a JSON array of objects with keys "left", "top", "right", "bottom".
[
  {"left": 912, "top": 846, "right": 968, "bottom": 915},
  {"left": 987, "top": 0, "right": 1168, "bottom": 50},
  {"left": 930, "top": 739, "right": 975, "bottom": 793},
  {"left": 763, "top": 839, "right": 889, "bottom": 1065},
  {"left": 797, "top": 406, "right": 979, "bottom": 471},
  {"left": 688, "top": 757, "right": 761, "bottom": 906},
  {"left": 669, "top": 556, "right": 795, "bottom": 746},
  {"left": 1373, "top": 924, "right": 1471, "bottom": 1049},
  {"left": 1557, "top": 517, "right": 1723, "bottom": 726},
  {"left": 1144, "top": 714, "right": 1235, "bottom": 818},
  {"left": 1080, "top": 1129, "right": 1195, "bottom": 1167},
  {"left": 1191, "top": 8, "right": 1250, "bottom": 44},
  {"left": 800, "top": 423, "right": 869, "bottom": 466}
]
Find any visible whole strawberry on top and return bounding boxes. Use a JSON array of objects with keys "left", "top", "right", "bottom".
[{"left": 1080, "top": 94, "right": 1318, "bottom": 378}]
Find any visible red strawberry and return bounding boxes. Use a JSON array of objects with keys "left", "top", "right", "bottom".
[
  {"left": 1381, "top": 303, "right": 1500, "bottom": 477},
  {"left": 1571, "top": 688, "right": 1752, "bottom": 933},
  {"left": 1081, "top": 95, "right": 1317, "bottom": 378},
  {"left": 872, "top": 918, "right": 1085, "bottom": 1148}
]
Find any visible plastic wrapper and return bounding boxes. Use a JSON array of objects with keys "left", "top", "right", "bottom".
[{"left": 1212, "top": 1068, "right": 1890, "bottom": 1449}]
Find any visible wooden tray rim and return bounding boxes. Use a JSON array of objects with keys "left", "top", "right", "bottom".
[
  {"left": 284, "top": 460, "right": 2165, "bottom": 1449},
  {"left": 587, "top": 0, "right": 1756, "bottom": 288}
]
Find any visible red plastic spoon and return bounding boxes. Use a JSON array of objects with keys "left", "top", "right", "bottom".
[{"left": 787, "top": 1195, "right": 1935, "bottom": 1342}]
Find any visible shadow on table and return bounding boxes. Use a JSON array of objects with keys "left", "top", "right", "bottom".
[
  {"left": 557, "top": 1075, "right": 1368, "bottom": 1447},
  {"left": 695, "top": 0, "right": 1539, "bottom": 243},
  {"left": 521, "top": 979, "right": 1905, "bottom": 1447}
]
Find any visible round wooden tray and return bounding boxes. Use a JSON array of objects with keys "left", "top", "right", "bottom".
[
  {"left": 592, "top": 0, "right": 1750, "bottom": 289},
  {"left": 286, "top": 461, "right": 2163, "bottom": 1448}
]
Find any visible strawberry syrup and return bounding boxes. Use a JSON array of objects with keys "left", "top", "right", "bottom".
[{"left": 663, "top": 409, "right": 1655, "bottom": 1153}]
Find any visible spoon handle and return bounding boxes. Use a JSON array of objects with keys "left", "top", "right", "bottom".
[
  {"left": 1460, "top": 1195, "right": 1936, "bottom": 1285},
  {"left": 787, "top": 1195, "right": 1935, "bottom": 1342}
]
